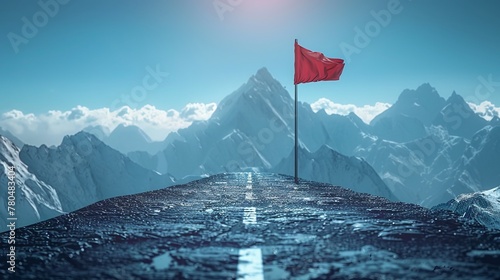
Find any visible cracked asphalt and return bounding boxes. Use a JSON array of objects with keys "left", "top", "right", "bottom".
[{"left": 1, "top": 173, "right": 500, "bottom": 279}]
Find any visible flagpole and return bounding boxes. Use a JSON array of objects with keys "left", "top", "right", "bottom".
[
  {"left": 294, "top": 39, "right": 299, "bottom": 184},
  {"left": 294, "top": 82, "right": 298, "bottom": 184}
]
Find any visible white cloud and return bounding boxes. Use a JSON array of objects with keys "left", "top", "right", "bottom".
[
  {"left": 180, "top": 103, "right": 218, "bottom": 121},
  {"left": 468, "top": 101, "right": 500, "bottom": 121},
  {"left": 0, "top": 103, "right": 217, "bottom": 146},
  {"left": 310, "top": 98, "right": 391, "bottom": 124}
]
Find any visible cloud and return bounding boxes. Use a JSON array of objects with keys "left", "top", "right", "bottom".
[
  {"left": 467, "top": 101, "right": 500, "bottom": 121},
  {"left": 0, "top": 103, "right": 217, "bottom": 146},
  {"left": 310, "top": 98, "right": 391, "bottom": 124},
  {"left": 180, "top": 103, "right": 218, "bottom": 121}
]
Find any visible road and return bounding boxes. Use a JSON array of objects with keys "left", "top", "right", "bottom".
[{"left": 2, "top": 173, "right": 500, "bottom": 279}]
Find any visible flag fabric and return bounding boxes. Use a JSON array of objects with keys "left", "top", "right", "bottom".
[{"left": 294, "top": 41, "right": 345, "bottom": 85}]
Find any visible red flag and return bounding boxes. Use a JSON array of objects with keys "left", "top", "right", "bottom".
[{"left": 294, "top": 41, "right": 344, "bottom": 85}]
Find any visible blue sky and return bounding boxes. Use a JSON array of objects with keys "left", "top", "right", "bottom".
[{"left": 1, "top": 0, "right": 500, "bottom": 115}]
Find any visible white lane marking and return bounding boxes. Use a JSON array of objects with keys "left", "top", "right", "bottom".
[
  {"left": 246, "top": 172, "right": 253, "bottom": 196},
  {"left": 245, "top": 192, "right": 254, "bottom": 200},
  {"left": 243, "top": 207, "right": 257, "bottom": 224},
  {"left": 237, "top": 248, "right": 264, "bottom": 280}
]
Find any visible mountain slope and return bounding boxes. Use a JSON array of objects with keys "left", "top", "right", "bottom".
[
  {"left": 433, "top": 92, "right": 488, "bottom": 139},
  {"left": 425, "top": 125, "right": 500, "bottom": 206},
  {"left": 316, "top": 110, "right": 372, "bottom": 156},
  {"left": 83, "top": 125, "right": 110, "bottom": 141},
  {"left": 272, "top": 145, "right": 397, "bottom": 201},
  {"left": 0, "top": 127, "right": 24, "bottom": 148},
  {"left": 434, "top": 186, "right": 500, "bottom": 230},
  {"left": 19, "top": 131, "right": 175, "bottom": 212},
  {"left": 358, "top": 126, "right": 468, "bottom": 204},
  {"left": 0, "top": 136, "right": 64, "bottom": 230}
]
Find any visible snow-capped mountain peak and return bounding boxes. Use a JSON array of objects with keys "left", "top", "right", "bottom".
[
  {"left": 212, "top": 67, "right": 293, "bottom": 121},
  {"left": 0, "top": 136, "right": 64, "bottom": 231},
  {"left": 373, "top": 83, "right": 446, "bottom": 127},
  {"left": 254, "top": 67, "right": 276, "bottom": 85}
]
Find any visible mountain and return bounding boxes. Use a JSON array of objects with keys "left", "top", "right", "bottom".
[
  {"left": 372, "top": 83, "right": 446, "bottom": 126},
  {"left": 360, "top": 118, "right": 500, "bottom": 208},
  {"left": 83, "top": 125, "right": 110, "bottom": 141},
  {"left": 371, "top": 113, "right": 428, "bottom": 143},
  {"left": 424, "top": 125, "right": 500, "bottom": 206},
  {"left": 208, "top": 67, "right": 296, "bottom": 165},
  {"left": 358, "top": 86, "right": 499, "bottom": 206},
  {"left": 0, "top": 136, "right": 64, "bottom": 230},
  {"left": 273, "top": 145, "right": 397, "bottom": 201},
  {"left": 102, "top": 124, "right": 167, "bottom": 155},
  {"left": 433, "top": 92, "right": 488, "bottom": 139},
  {"left": 137, "top": 68, "right": 372, "bottom": 179},
  {"left": 19, "top": 131, "right": 175, "bottom": 212},
  {"left": 434, "top": 186, "right": 500, "bottom": 230},
  {"left": 491, "top": 116, "right": 500, "bottom": 126},
  {"left": 369, "top": 84, "right": 445, "bottom": 142},
  {"left": 358, "top": 126, "right": 468, "bottom": 204},
  {"left": 316, "top": 110, "right": 373, "bottom": 156},
  {"left": 119, "top": 68, "right": 498, "bottom": 210},
  {"left": 0, "top": 127, "right": 24, "bottom": 148},
  {"left": 357, "top": 138, "right": 428, "bottom": 203},
  {"left": 148, "top": 68, "right": 297, "bottom": 178}
]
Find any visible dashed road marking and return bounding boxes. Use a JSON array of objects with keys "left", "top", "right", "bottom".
[
  {"left": 243, "top": 207, "right": 257, "bottom": 224},
  {"left": 245, "top": 192, "right": 254, "bottom": 200},
  {"left": 246, "top": 173, "right": 253, "bottom": 199},
  {"left": 237, "top": 248, "right": 264, "bottom": 280},
  {"left": 239, "top": 173, "right": 263, "bottom": 279}
]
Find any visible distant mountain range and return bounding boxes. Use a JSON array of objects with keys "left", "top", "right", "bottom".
[
  {"left": 121, "top": 68, "right": 499, "bottom": 207},
  {"left": 1, "top": 67, "right": 499, "bottom": 230}
]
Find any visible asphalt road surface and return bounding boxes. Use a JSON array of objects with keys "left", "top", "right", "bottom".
[{"left": 2, "top": 173, "right": 500, "bottom": 279}]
